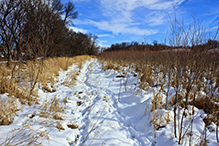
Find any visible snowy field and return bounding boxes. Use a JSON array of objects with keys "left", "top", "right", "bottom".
[{"left": 0, "top": 58, "right": 218, "bottom": 146}]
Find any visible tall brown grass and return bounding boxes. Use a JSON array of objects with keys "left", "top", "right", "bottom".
[{"left": 0, "top": 55, "right": 92, "bottom": 126}]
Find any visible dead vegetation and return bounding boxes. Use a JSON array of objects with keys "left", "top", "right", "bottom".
[
  {"left": 0, "top": 121, "right": 50, "bottom": 146},
  {"left": 39, "top": 95, "right": 64, "bottom": 120},
  {"left": 0, "top": 55, "right": 93, "bottom": 145},
  {"left": 61, "top": 55, "right": 91, "bottom": 87},
  {"left": 97, "top": 37, "right": 219, "bottom": 145},
  {"left": 67, "top": 123, "right": 79, "bottom": 129},
  {"left": 0, "top": 55, "right": 92, "bottom": 126},
  {"left": 97, "top": 49, "right": 219, "bottom": 144},
  {"left": 0, "top": 97, "right": 19, "bottom": 125}
]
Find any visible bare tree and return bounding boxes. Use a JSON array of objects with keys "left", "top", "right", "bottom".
[
  {"left": 63, "top": 1, "right": 78, "bottom": 25},
  {"left": 23, "top": 0, "right": 68, "bottom": 58},
  {"left": 0, "top": 0, "right": 91, "bottom": 61},
  {"left": 0, "top": 0, "right": 24, "bottom": 64}
]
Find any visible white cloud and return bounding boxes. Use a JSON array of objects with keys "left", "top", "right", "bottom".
[
  {"left": 100, "top": 0, "right": 186, "bottom": 19},
  {"left": 205, "top": 26, "right": 219, "bottom": 33},
  {"left": 67, "top": 26, "right": 88, "bottom": 33},
  {"left": 74, "top": 19, "right": 158, "bottom": 36},
  {"left": 97, "top": 0, "right": 185, "bottom": 34},
  {"left": 90, "top": 20, "right": 158, "bottom": 35},
  {"left": 98, "top": 34, "right": 114, "bottom": 38},
  {"left": 98, "top": 42, "right": 110, "bottom": 48},
  {"left": 146, "top": 11, "right": 166, "bottom": 26},
  {"left": 73, "top": 0, "right": 185, "bottom": 36},
  {"left": 100, "top": 0, "right": 133, "bottom": 23},
  {"left": 146, "top": 0, "right": 184, "bottom": 10}
]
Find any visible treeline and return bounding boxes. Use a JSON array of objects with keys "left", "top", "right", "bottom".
[
  {"left": 0, "top": 0, "right": 99, "bottom": 63},
  {"left": 104, "top": 39, "right": 219, "bottom": 52}
]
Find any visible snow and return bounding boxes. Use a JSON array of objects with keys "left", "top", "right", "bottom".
[{"left": 0, "top": 58, "right": 218, "bottom": 146}]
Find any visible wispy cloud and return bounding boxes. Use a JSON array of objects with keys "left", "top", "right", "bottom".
[
  {"left": 98, "top": 41, "right": 110, "bottom": 48},
  {"left": 205, "top": 26, "right": 219, "bottom": 33},
  {"left": 70, "top": 0, "right": 218, "bottom": 46},
  {"left": 73, "top": 0, "right": 186, "bottom": 36},
  {"left": 146, "top": 11, "right": 166, "bottom": 26},
  {"left": 92, "top": 20, "right": 158, "bottom": 35},
  {"left": 92, "top": 0, "right": 185, "bottom": 35},
  {"left": 97, "top": 34, "right": 114, "bottom": 38},
  {"left": 145, "top": 0, "right": 185, "bottom": 10},
  {"left": 67, "top": 26, "right": 88, "bottom": 33},
  {"left": 100, "top": 0, "right": 186, "bottom": 19}
]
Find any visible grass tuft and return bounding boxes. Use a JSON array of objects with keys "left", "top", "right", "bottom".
[
  {"left": 39, "top": 95, "right": 64, "bottom": 120},
  {"left": 0, "top": 97, "right": 19, "bottom": 125}
]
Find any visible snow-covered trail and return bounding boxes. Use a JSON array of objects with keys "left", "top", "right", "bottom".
[{"left": 66, "top": 58, "right": 154, "bottom": 146}]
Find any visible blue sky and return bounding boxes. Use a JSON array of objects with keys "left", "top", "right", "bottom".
[{"left": 61, "top": 0, "right": 219, "bottom": 47}]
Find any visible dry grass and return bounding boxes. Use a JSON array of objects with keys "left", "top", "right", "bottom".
[
  {"left": 61, "top": 69, "right": 79, "bottom": 87},
  {"left": 0, "top": 55, "right": 92, "bottom": 126},
  {"left": 61, "top": 55, "right": 91, "bottom": 87},
  {"left": 0, "top": 125, "right": 49, "bottom": 146},
  {"left": 101, "top": 59, "right": 124, "bottom": 71},
  {"left": 0, "top": 97, "right": 19, "bottom": 125},
  {"left": 150, "top": 92, "right": 164, "bottom": 112},
  {"left": 139, "top": 66, "right": 155, "bottom": 91},
  {"left": 102, "top": 60, "right": 115, "bottom": 71},
  {"left": 39, "top": 95, "right": 64, "bottom": 120},
  {"left": 67, "top": 123, "right": 79, "bottom": 129},
  {"left": 150, "top": 110, "right": 172, "bottom": 131},
  {"left": 0, "top": 62, "right": 38, "bottom": 106}
]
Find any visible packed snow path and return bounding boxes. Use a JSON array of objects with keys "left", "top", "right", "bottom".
[{"left": 56, "top": 58, "right": 155, "bottom": 146}]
